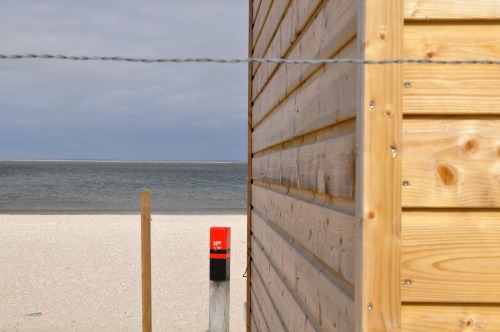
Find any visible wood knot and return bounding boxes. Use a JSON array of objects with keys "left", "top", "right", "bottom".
[
  {"left": 462, "top": 318, "right": 474, "bottom": 328},
  {"left": 437, "top": 163, "right": 458, "bottom": 186},
  {"left": 463, "top": 139, "right": 478, "bottom": 153},
  {"left": 426, "top": 50, "right": 436, "bottom": 59},
  {"left": 367, "top": 211, "right": 376, "bottom": 220}
]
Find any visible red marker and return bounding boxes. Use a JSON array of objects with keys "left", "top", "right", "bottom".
[{"left": 210, "top": 227, "right": 231, "bottom": 281}]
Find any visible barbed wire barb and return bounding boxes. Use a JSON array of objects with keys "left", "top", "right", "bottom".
[{"left": 0, "top": 54, "right": 499, "bottom": 65}]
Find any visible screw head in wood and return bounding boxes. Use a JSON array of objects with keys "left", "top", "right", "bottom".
[
  {"left": 404, "top": 81, "right": 412, "bottom": 88},
  {"left": 369, "top": 102, "right": 375, "bottom": 109},
  {"left": 367, "top": 303, "right": 373, "bottom": 311},
  {"left": 404, "top": 279, "right": 412, "bottom": 285}
]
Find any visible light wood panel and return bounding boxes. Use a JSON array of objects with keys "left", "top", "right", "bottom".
[
  {"left": 253, "top": 123, "right": 356, "bottom": 199},
  {"left": 403, "top": 64, "right": 500, "bottom": 115},
  {"left": 403, "top": 24, "right": 500, "bottom": 115},
  {"left": 252, "top": 185, "right": 356, "bottom": 284},
  {"left": 250, "top": 265, "right": 286, "bottom": 332},
  {"left": 402, "top": 118, "right": 500, "bottom": 208},
  {"left": 252, "top": 0, "right": 357, "bottom": 126},
  {"left": 401, "top": 210, "right": 500, "bottom": 303},
  {"left": 252, "top": 0, "right": 291, "bottom": 60},
  {"left": 252, "top": 40, "right": 357, "bottom": 152},
  {"left": 252, "top": 212, "right": 355, "bottom": 331},
  {"left": 252, "top": 0, "right": 323, "bottom": 92},
  {"left": 251, "top": 236, "right": 317, "bottom": 332},
  {"left": 404, "top": 0, "right": 500, "bottom": 20},
  {"left": 356, "top": 0, "right": 403, "bottom": 329},
  {"left": 252, "top": 0, "right": 272, "bottom": 49},
  {"left": 402, "top": 304, "right": 500, "bottom": 331}
]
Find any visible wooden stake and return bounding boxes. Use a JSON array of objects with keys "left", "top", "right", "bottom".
[{"left": 141, "top": 190, "right": 152, "bottom": 332}]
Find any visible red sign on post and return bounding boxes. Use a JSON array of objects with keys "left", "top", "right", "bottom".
[{"left": 210, "top": 227, "right": 231, "bottom": 281}]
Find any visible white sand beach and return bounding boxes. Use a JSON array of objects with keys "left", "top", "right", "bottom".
[{"left": 0, "top": 215, "right": 247, "bottom": 331}]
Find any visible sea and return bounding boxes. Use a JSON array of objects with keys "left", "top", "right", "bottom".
[{"left": 0, "top": 160, "right": 247, "bottom": 214}]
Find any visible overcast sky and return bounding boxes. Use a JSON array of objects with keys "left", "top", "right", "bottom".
[{"left": 0, "top": 1, "right": 248, "bottom": 161}]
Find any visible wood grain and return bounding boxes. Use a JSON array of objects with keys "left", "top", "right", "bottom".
[
  {"left": 402, "top": 304, "right": 500, "bottom": 331},
  {"left": 401, "top": 210, "right": 500, "bottom": 303},
  {"left": 404, "top": 0, "right": 500, "bottom": 20},
  {"left": 252, "top": 0, "right": 291, "bottom": 59},
  {"left": 356, "top": 0, "right": 403, "bottom": 329},
  {"left": 252, "top": 39, "right": 357, "bottom": 153},
  {"left": 253, "top": 122, "right": 356, "bottom": 199},
  {"left": 252, "top": 0, "right": 272, "bottom": 50},
  {"left": 252, "top": 184, "right": 356, "bottom": 284},
  {"left": 252, "top": 0, "right": 357, "bottom": 126},
  {"left": 402, "top": 118, "right": 500, "bottom": 208},
  {"left": 252, "top": 213, "right": 355, "bottom": 331}
]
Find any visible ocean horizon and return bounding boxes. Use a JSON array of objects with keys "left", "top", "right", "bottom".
[{"left": 0, "top": 160, "right": 247, "bottom": 215}]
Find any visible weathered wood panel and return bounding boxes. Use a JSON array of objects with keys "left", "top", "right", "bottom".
[
  {"left": 402, "top": 118, "right": 500, "bottom": 208},
  {"left": 252, "top": 0, "right": 291, "bottom": 60},
  {"left": 252, "top": 0, "right": 323, "bottom": 95},
  {"left": 252, "top": 0, "right": 272, "bottom": 49},
  {"left": 403, "top": 24, "right": 500, "bottom": 115},
  {"left": 402, "top": 304, "right": 500, "bottom": 331},
  {"left": 404, "top": 0, "right": 500, "bottom": 20},
  {"left": 252, "top": 0, "right": 357, "bottom": 126},
  {"left": 253, "top": 121, "right": 356, "bottom": 199},
  {"left": 251, "top": 236, "right": 317, "bottom": 332},
  {"left": 252, "top": 212, "right": 355, "bottom": 331},
  {"left": 250, "top": 264, "right": 286, "bottom": 332},
  {"left": 252, "top": 40, "right": 357, "bottom": 152},
  {"left": 401, "top": 210, "right": 500, "bottom": 303},
  {"left": 252, "top": 184, "right": 356, "bottom": 284}
]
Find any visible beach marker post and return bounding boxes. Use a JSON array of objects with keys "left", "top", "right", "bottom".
[
  {"left": 209, "top": 227, "right": 231, "bottom": 332},
  {"left": 141, "top": 190, "right": 152, "bottom": 332}
]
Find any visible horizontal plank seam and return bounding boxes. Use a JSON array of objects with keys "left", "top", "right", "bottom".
[
  {"left": 252, "top": 28, "right": 357, "bottom": 128},
  {"left": 252, "top": 116, "right": 356, "bottom": 156},
  {"left": 252, "top": 0, "right": 275, "bottom": 51},
  {"left": 252, "top": 180, "right": 356, "bottom": 215},
  {"left": 251, "top": 259, "right": 290, "bottom": 332},
  {"left": 252, "top": 234, "right": 321, "bottom": 331},
  {"left": 402, "top": 114, "right": 500, "bottom": 120},
  {"left": 252, "top": 0, "right": 294, "bottom": 75},
  {"left": 253, "top": 207, "right": 355, "bottom": 300},
  {"left": 402, "top": 208, "right": 500, "bottom": 213},
  {"left": 252, "top": 0, "right": 263, "bottom": 25},
  {"left": 404, "top": 19, "right": 500, "bottom": 25},
  {"left": 250, "top": 279, "right": 272, "bottom": 332},
  {"left": 252, "top": 0, "right": 327, "bottom": 94},
  {"left": 402, "top": 302, "right": 500, "bottom": 307}
]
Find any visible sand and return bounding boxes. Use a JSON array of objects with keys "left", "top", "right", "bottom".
[{"left": 0, "top": 215, "right": 247, "bottom": 331}]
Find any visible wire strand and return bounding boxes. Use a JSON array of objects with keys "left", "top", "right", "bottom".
[{"left": 1, "top": 54, "right": 499, "bottom": 65}]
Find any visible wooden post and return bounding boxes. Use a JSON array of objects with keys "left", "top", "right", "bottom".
[
  {"left": 141, "top": 190, "right": 152, "bottom": 332},
  {"left": 209, "top": 227, "right": 231, "bottom": 332}
]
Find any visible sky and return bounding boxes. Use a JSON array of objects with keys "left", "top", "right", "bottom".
[{"left": 0, "top": 1, "right": 248, "bottom": 161}]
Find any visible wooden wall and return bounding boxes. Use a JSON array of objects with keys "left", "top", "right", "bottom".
[
  {"left": 401, "top": 0, "right": 500, "bottom": 330},
  {"left": 248, "top": 0, "right": 358, "bottom": 330},
  {"left": 248, "top": 0, "right": 500, "bottom": 331}
]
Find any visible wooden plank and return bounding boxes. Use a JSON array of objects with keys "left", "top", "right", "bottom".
[
  {"left": 250, "top": 236, "right": 313, "bottom": 331},
  {"left": 252, "top": 0, "right": 323, "bottom": 92},
  {"left": 252, "top": 0, "right": 262, "bottom": 25},
  {"left": 252, "top": 184, "right": 356, "bottom": 284},
  {"left": 251, "top": 0, "right": 357, "bottom": 125},
  {"left": 252, "top": 39, "right": 357, "bottom": 153},
  {"left": 252, "top": 124, "right": 356, "bottom": 199},
  {"left": 252, "top": 211, "right": 355, "bottom": 331},
  {"left": 402, "top": 118, "right": 500, "bottom": 208},
  {"left": 253, "top": 0, "right": 291, "bottom": 58},
  {"left": 250, "top": 264, "right": 286, "bottom": 332},
  {"left": 403, "top": 64, "right": 500, "bottom": 115},
  {"left": 402, "top": 304, "right": 500, "bottom": 331},
  {"left": 403, "top": 24, "right": 500, "bottom": 115},
  {"left": 356, "top": 0, "right": 403, "bottom": 330},
  {"left": 404, "top": 24, "right": 500, "bottom": 62},
  {"left": 401, "top": 210, "right": 500, "bottom": 303},
  {"left": 252, "top": 0, "right": 272, "bottom": 50},
  {"left": 404, "top": 0, "right": 500, "bottom": 20}
]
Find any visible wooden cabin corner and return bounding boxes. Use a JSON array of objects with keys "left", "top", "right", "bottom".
[{"left": 248, "top": 0, "right": 500, "bottom": 331}]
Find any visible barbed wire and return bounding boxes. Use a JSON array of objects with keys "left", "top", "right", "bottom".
[{"left": 1, "top": 53, "right": 500, "bottom": 65}]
